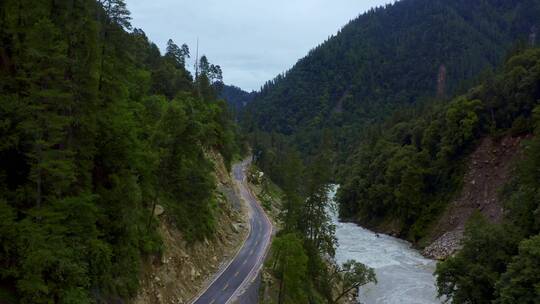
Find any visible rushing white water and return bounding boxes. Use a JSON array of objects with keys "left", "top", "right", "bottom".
[{"left": 329, "top": 188, "right": 442, "bottom": 304}]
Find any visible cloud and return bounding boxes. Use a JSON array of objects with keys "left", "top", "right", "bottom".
[{"left": 128, "top": 0, "right": 391, "bottom": 91}]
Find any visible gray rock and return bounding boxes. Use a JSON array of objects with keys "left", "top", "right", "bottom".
[
  {"left": 423, "top": 230, "right": 464, "bottom": 260},
  {"left": 154, "top": 204, "right": 165, "bottom": 216}
]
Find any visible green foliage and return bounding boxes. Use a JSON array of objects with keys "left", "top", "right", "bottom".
[
  {"left": 260, "top": 138, "right": 375, "bottom": 302},
  {"left": 151, "top": 97, "right": 219, "bottom": 242},
  {"left": 242, "top": 0, "right": 540, "bottom": 244},
  {"left": 435, "top": 51, "right": 540, "bottom": 302},
  {"left": 435, "top": 214, "right": 520, "bottom": 303},
  {"left": 330, "top": 260, "right": 377, "bottom": 304},
  {"left": 504, "top": 135, "right": 540, "bottom": 236},
  {"left": 0, "top": 0, "right": 240, "bottom": 302},
  {"left": 244, "top": 0, "right": 540, "bottom": 161},
  {"left": 496, "top": 234, "right": 540, "bottom": 304},
  {"left": 337, "top": 49, "right": 540, "bottom": 240},
  {"left": 241, "top": 1, "right": 539, "bottom": 301},
  {"left": 0, "top": 287, "right": 17, "bottom": 304},
  {"left": 219, "top": 85, "right": 256, "bottom": 115},
  {"left": 269, "top": 233, "right": 309, "bottom": 304},
  {"left": 0, "top": 201, "right": 17, "bottom": 279},
  {"left": 165, "top": 39, "right": 190, "bottom": 69}
]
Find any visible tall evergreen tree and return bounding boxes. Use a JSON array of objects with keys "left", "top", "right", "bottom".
[{"left": 0, "top": 0, "right": 240, "bottom": 301}]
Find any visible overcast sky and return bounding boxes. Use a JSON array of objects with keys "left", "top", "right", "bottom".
[{"left": 128, "top": 0, "right": 391, "bottom": 92}]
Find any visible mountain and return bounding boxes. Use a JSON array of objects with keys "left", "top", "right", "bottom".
[
  {"left": 244, "top": 0, "right": 540, "bottom": 159},
  {"left": 0, "top": 0, "right": 240, "bottom": 302},
  {"left": 244, "top": 2, "right": 540, "bottom": 301},
  {"left": 220, "top": 84, "right": 256, "bottom": 114},
  {"left": 429, "top": 49, "right": 540, "bottom": 304},
  {"left": 337, "top": 47, "right": 540, "bottom": 240}
]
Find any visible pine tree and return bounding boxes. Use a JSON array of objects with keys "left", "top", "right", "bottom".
[
  {"left": 270, "top": 234, "right": 309, "bottom": 304},
  {"left": 21, "top": 16, "right": 74, "bottom": 208},
  {"left": 165, "top": 39, "right": 190, "bottom": 68}
]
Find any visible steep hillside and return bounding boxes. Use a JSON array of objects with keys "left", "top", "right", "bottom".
[
  {"left": 337, "top": 48, "right": 540, "bottom": 242},
  {"left": 220, "top": 85, "right": 256, "bottom": 115},
  {"left": 435, "top": 123, "right": 540, "bottom": 303},
  {"left": 245, "top": 0, "right": 540, "bottom": 158},
  {"left": 134, "top": 153, "right": 248, "bottom": 304},
  {"left": 0, "top": 0, "right": 240, "bottom": 302},
  {"left": 332, "top": 46, "right": 540, "bottom": 304},
  {"left": 423, "top": 135, "right": 526, "bottom": 259}
]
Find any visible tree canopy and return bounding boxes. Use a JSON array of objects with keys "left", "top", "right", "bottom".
[{"left": 0, "top": 0, "right": 240, "bottom": 302}]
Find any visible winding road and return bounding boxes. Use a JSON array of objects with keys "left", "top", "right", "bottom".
[{"left": 191, "top": 160, "right": 273, "bottom": 304}]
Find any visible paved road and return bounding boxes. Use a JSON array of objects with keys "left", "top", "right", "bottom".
[{"left": 191, "top": 160, "right": 273, "bottom": 304}]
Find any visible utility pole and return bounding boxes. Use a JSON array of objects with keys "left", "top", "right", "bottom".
[
  {"left": 530, "top": 26, "right": 537, "bottom": 47},
  {"left": 195, "top": 37, "right": 199, "bottom": 79},
  {"left": 195, "top": 37, "right": 201, "bottom": 97}
]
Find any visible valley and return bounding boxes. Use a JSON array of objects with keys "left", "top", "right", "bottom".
[{"left": 1, "top": 0, "right": 539, "bottom": 303}]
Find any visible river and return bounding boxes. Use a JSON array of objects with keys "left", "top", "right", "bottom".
[{"left": 330, "top": 188, "right": 442, "bottom": 304}]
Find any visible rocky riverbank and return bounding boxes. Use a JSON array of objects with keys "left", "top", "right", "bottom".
[{"left": 422, "top": 230, "right": 463, "bottom": 260}]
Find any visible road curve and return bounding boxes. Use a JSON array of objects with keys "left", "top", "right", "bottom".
[{"left": 191, "top": 159, "right": 273, "bottom": 304}]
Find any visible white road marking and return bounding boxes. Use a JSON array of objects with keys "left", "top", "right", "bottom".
[{"left": 193, "top": 161, "right": 274, "bottom": 304}]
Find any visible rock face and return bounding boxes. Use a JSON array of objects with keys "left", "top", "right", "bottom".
[
  {"left": 423, "top": 136, "right": 526, "bottom": 260},
  {"left": 154, "top": 204, "right": 165, "bottom": 216},
  {"left": 133, "top": 152, "right": 249, "bottom": 304}
]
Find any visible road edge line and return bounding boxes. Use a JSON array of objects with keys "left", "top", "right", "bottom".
[
  {"left": 188, "top": 161, "right": 253, "bottom": 304},
  {"left": 226, "top": 168, "right": 274, "bottom": 303}
]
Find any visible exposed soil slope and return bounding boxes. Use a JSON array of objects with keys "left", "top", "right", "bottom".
[
  {"left": 133, "top": 153, "right": 249, "bottom": 304},
  {"left": 423, "top": 136, "right": 525, "bottom": 259}
]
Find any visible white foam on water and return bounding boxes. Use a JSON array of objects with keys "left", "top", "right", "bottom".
[{"left": 329, "top": 187, "right": 442, "bottom": 304}]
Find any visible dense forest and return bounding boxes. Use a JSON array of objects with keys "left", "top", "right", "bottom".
[
  {"left": 259, "top": 147, "right": 375, "bottom": 303},
  {"left": 244, "top": 0, "right": 540, "bottom": 162},
  {"left": 243, "top": 0, "right": 540, "bottom": 302},
  {"left": 337, "top": 48, "right": 540, "bottom": 240},
  {"left": 0, "top": 0, "right": 239, "bottom": 303},
  {"left": 247, "top": 0, "right": 540, "bottom": 238},
  {"left": 254, "top": 43, "right": 540, "bottom": 304},
  {"left": 431, "top": 49, "right": 540, "bottom": 303},
  {"left": 219, "top": 84, "right": 256, "bottom": 116},
  {"left": 2, "top": 0, "right": 539, "bottom": 302}
]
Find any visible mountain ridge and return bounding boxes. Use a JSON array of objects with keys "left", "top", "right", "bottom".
[{"left": 244, "top": 0, "right": 540, "bottom": 158}]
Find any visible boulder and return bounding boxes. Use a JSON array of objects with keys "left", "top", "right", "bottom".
[{"left": 154, "top": 204, "right": 165, "bottom": 216}]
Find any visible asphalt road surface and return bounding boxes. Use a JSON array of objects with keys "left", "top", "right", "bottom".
[{"left": 191, "top": 160, "right": 273, "bottom": 304}]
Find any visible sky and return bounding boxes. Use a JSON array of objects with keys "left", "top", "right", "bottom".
[{"left": 128, "top": 0, "right": 391, "bottom": 92}]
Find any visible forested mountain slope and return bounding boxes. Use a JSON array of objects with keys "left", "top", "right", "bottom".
[
  {"left": 245, "top": 0, "right": 540, "bottom": 158},
  {"left": 0, "top": 0, "right": 239, "bottom": 302},
  {"left": 429, "top": 50, "right": 540, "bottom": 304},
  {"left": 251, "top": 44, "right": 540, "bottom": 304},
  {"left": 337, "top": 48, "right": 540, "bottom": 242},
  {"left": 244, "top": 2, "right": 540, "bottom": 300},
  {"left": 219, "top": 84, "right": 256, "bottom": 115}
]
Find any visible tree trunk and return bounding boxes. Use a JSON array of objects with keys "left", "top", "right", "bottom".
[
  {"left": 35, "top": 140, "right": 42, "bottom": 209},
  {"left": 147, "top": 192, "right": 159, "bottom": 232},
  {"left": 278, "top": 256, "right": 288, "bottom": 304},
  {"left": 272, "top": 246, "right": 282, "bottom": 271},
  {"left": 332, "top": 285, "right": 359, "bottom": 304},
  {"left": 98, "top": 31, "right": 107, "bottom": 92},
  {"left": 98, "top": 2, "right": 111, "bottom": 92},
  {"left": 278, "top": 273, "right": 285, "bottom": 304}
]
